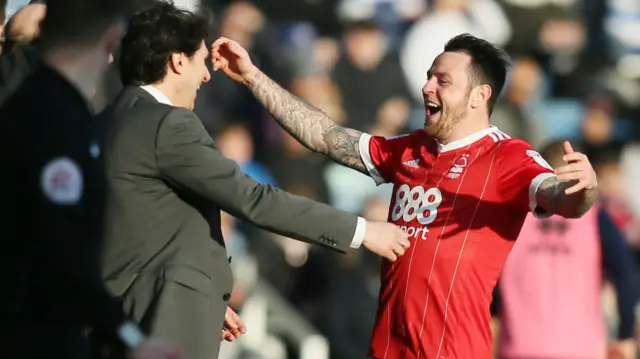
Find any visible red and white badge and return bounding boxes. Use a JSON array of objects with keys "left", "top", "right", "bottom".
[{"left": 40, "top": 157, "right": 83, "bottom": 205}]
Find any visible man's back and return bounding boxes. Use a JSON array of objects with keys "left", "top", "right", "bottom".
[{"left": 101, "top": 86, "right": 229, "bottom": 291}]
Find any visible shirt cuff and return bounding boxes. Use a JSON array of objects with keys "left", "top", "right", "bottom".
[
  {"left": 350, "top": 216, "right": 367, "bottom": 248},
  {"left": 117, "top": 322, "right": 145, "bottom": 348},
  {"left": 529, "top": 172, "right": 557, "bottom": 219}
]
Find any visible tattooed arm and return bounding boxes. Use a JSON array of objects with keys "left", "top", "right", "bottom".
[
  {"left": 244, "top": 71, "right": 369, "bottom": 175},
  {"left": 535, "top": 176, "right": 598, "bottom": 218}
]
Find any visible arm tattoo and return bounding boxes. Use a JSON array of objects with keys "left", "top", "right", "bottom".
[
  {"left": 245, "top": 71, "right": 368, "bottom": 174},
  {"left": 536, "top": 176, "right": 598, "bottom": 218}
]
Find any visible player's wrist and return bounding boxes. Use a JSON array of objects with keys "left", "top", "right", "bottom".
[
  {"left": 117, "top": 321, "right": 145, "bottom": 348},
  {"left": 241, "top": 65, "right": 260, "bottom": 87}
]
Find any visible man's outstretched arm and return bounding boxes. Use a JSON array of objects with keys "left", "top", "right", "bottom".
[
  {"left": 210, "top": 37, "right": 369, "bottom": 175},
  {"left": 245, "top": 71, "right": 368, "bottom": 174}
]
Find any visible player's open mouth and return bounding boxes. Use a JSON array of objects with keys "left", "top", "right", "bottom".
[{"left": 426, "top": 101, "right": 441, "bottom": 116}]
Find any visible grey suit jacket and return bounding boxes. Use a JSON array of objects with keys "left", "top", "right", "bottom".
[{"left": 96, "top": 86, "right": 359, "bottom": 359}]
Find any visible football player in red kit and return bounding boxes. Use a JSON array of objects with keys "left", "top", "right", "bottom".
[{"left": 212, "top": 34, "right": 598, "bottom": 359}]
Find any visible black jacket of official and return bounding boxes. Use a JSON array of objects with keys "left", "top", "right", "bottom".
[
  {"left": 97, "top": 86, "right": 361, "bottom": 359},
  {"left": 0, "top": 62, "right": 127, "bottom": 359}
]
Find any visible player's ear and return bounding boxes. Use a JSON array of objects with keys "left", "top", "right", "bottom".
[{"left": 470, "top": 84, "right": 492, "bottom": 109}]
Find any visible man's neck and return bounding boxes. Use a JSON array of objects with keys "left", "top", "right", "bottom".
[
  {"left": 42, "top": 48, "right": 98, "bottom": 100},
  {"left": 437, "top": 118, "right": 491, "bottom": 145},
  {"left": 152, "top": 82, "right": 183, "bottom": 107}
]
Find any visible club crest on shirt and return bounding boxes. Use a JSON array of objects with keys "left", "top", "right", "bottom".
[
  {"left": 526, "top": 150, "right": 553, "bottom": 170},
  {"left": 40, "top": 157, "right": 84, "bottom": 205},
  {"left": 447, "top": 153, "right": 470, "bottom": 179}
]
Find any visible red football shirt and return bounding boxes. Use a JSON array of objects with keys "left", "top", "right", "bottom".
[{"left": 358, "top": 126, "right": 555, "bottom": 359}]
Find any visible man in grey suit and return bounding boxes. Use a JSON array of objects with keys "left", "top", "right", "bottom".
[{"left": 94, "top": 3, "right": 410, "bottom": 359}]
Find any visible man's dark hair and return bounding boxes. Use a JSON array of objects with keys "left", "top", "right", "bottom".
[
  {"left": 40, "top": 0, "right": 143, "bottom": 49},
  {"left": 443, "top": 33, "right": 510, "bottom": 115},
  {"left": 120, "top": 1, "right": 210, "bottom": 86}
]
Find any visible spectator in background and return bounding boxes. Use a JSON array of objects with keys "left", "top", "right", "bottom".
[
  {"left": 494, "top": 140, "right": 640, "bottom": 359},
  {"left": 216, "top": 122, "right": 277, "bottom": 186},
  {"left": 491, "top": 57, "right": 546, "bottom": 148},
  {"left": 333, "top": 19, "right": 411, "bottom": 132},
  {"left": 591, "top": 143, "right": 640, "bottom": 250},
  {"left": 400, "top": 0, "right": 511, "bottom": 106}
]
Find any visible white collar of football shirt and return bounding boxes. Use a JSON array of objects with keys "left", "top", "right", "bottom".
[
  {"left": 437, "top": 126, "right": 502, "bottom": 153},
  {"left": 140, "top": 85, "right": 173, "bottom": 106}
]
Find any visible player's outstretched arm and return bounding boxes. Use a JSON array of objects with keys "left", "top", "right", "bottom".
[
  {"left": 210, "top": 37, "right": 368, "bottom": 175},
  {"left": 535, "top": 141, "right": 598, "bottom": 218},
  {"left": 245, "top": 71, "right": 367, "bottom": 174}
]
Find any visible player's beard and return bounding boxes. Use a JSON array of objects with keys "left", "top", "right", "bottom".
[{"left": 424, "top": 95, "right": 469, "bottom": 140}]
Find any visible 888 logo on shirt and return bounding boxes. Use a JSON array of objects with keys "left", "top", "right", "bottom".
[{"left": 391, "top": 184, "right": 443, "bottom": 239}]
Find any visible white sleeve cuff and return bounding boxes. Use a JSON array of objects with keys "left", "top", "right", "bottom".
[
  {"left": 350, "top": 216, "right": 367, "bottom": 248},
  {"left": 529, "top": 172, "right": 557, "bottom": 219},
  {"left": 117, "top": 322, "right": 145, "bottom": 348},
  {"left": 358, "top": 133, "right": 386, "bottom": 186}
]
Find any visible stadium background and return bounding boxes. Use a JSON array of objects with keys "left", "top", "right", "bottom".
[{"left": 7, "top": 0, "right": 640, "bottom": 357}]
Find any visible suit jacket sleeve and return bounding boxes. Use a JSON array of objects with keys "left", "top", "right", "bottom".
[{"left": 155, "top": 109, "right": 358, "bottom": 252}]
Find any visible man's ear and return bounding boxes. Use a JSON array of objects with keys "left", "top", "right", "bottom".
[
  {"left": 169, "top": 52, "right": 186, "bottom": 75},
  {"left": 102, "top": 23, "right": 124, "bottom": 59},
  {"left": 470, "top": 84, "right": 492, "bottom": 109}
]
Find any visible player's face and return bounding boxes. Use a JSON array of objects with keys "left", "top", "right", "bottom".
[
  {"left": 183, "top": 41, "right": 211, "bottom": 110},
  {"left": 422, "top": 52, "right": 473, "bottom": 138}
]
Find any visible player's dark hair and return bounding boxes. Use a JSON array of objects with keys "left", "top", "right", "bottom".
[
  {"left": 119, "top": 0, "right": 211, "bottom": 86},
  {"left": 40, "top": 0, "right": 143, "bottom": 49},
  {"left": 444, "top": 34, "right": 510, "bottom": 115}
]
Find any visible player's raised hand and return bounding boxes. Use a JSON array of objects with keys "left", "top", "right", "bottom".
[
  {"left": 220, "top": 306, "right": 246, "bottom": 342},
  {"left": 554, "top": 141, "right": 597, "bottom": 195},
  {"left": 211, "top": 37, "right": 258, "bottom": 84},
  {"left": 362, "top": 221, "right": 410, "bottom": 262},
  {"left": 129, "top": 338, "right": 181, "bottom": 359}
]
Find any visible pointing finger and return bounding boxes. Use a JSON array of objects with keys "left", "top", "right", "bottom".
[{"left": 563, "top": 141, "right": 574, "bottom": 155}]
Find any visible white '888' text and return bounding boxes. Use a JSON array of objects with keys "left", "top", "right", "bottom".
[{"left": 391, "top": 184, "right": 443, "bottom": 224}]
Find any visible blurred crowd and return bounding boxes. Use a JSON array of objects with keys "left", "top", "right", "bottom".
[{"left": 5, "top": 0, "right": 640, "bottom": 357}]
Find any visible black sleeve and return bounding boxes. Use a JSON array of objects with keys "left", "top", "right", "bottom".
[
  {"left": 598, "top": 207, "right": 640, "bottom": 339},
  {"left": 33, "top": 120, "right": 127, "bottom": 339}
]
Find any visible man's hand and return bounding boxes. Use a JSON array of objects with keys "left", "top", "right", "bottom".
[
  {"left": 221, "top": 306, "right": 246, "bottom": 342},
  {"left": 129, "top": 338, "right": 181, "bottom": 359},
  {"left": 6, "top": 3, "right": 46, "bottom": 44},
  {"left": 363, "top": 221, "right": 410, "bottom": 262},
  {"left": 554, "top": 141, "right": 597, "bottom": 195},
  {"left": 211, "top": 37, "right": 258, "bottom": 84}
]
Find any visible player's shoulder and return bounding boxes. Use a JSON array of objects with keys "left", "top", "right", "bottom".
[
  {"left": 494, "top": 136, "right": 554, "bottom": 169},
  {"left": 368, "top": 129, "right": 425, "bottom": 148},
  {"left": 498, "top": 137, "right": 536, "bottom": 152}
]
